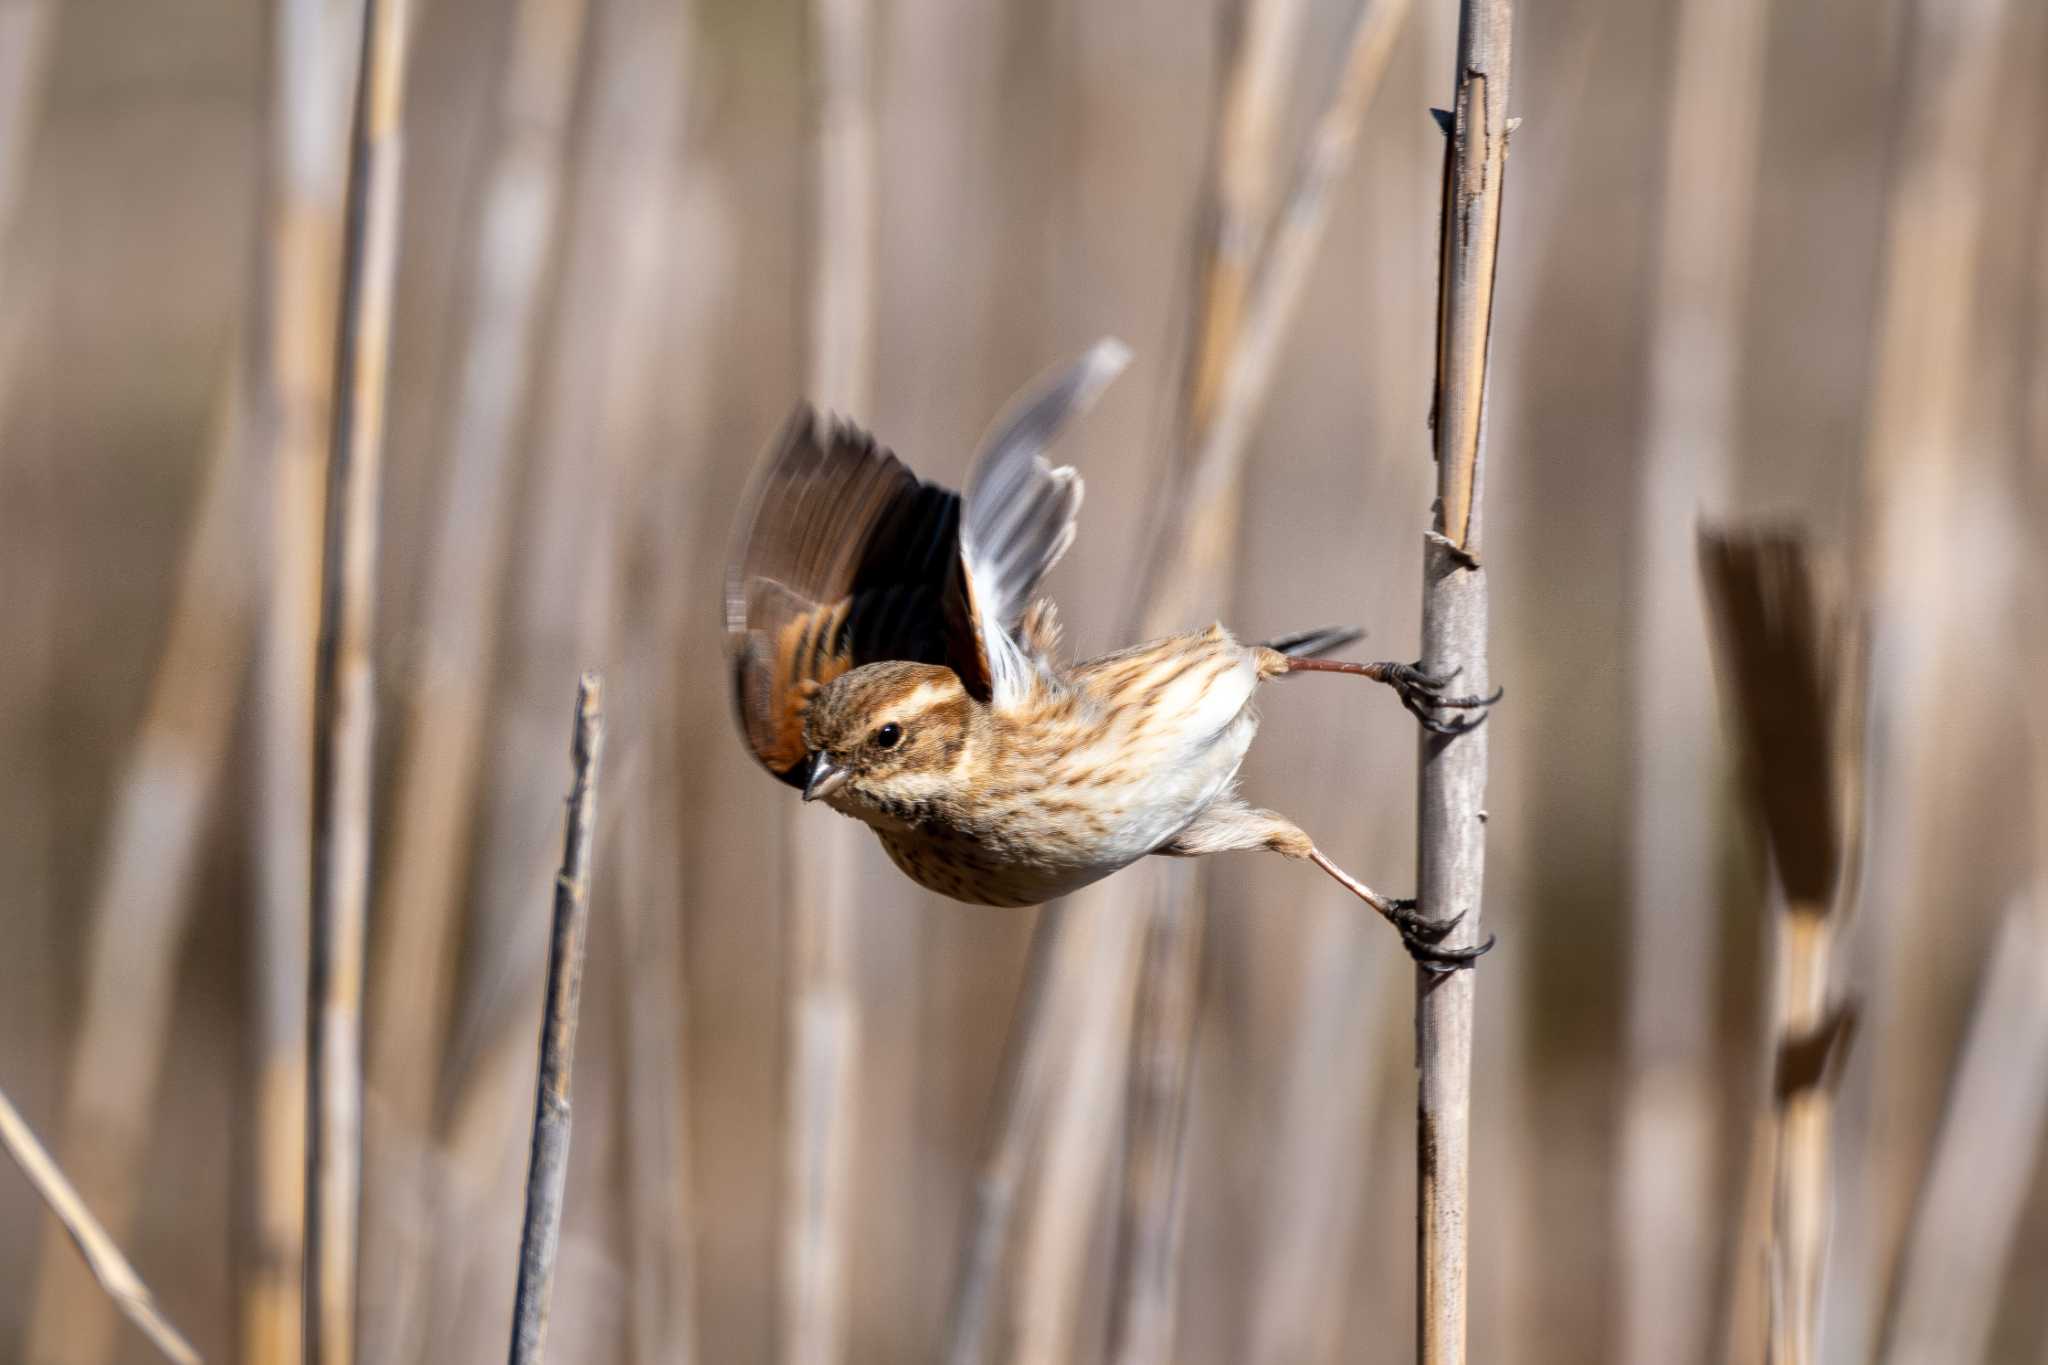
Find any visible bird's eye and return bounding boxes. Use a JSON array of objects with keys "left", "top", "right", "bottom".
[{"left": 875, "top": 723, "right": 903, "bottom": 750}]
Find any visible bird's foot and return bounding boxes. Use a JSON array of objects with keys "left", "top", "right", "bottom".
[
  {"left": 1374, "top": 662, "right": 1502, "bottom": 736},
  {"left": 1385, "top": 897, "right": 1495, "bottom": 974}
]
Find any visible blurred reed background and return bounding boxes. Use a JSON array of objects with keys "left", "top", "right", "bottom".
[{"left": 0, "top": 0, "right": 2045, "bottom": 1362}]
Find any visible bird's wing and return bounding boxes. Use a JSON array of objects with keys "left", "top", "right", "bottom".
[
  {"left": 960, "top": 338, "right": 1130, "bottom": 705},
  {"left": 724, "top": 409, "right": 983, "bottom": 786},
  {"left": 725, "top": 339, "right": 1130, "bottom": 782}
]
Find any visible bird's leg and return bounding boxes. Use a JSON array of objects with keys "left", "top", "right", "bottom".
[
  {"left": 1306, "top": 847, "right": 1494, "bottom": 973},
  {"left": 1279, "top": 656, "right": 1502, "bottom": 735},
  {"left": 1161, "top": 800, "right": 1492, "bottom": 971},
  {"left": 1171, "top": 802, "right": 1490, "bottom": 970}
]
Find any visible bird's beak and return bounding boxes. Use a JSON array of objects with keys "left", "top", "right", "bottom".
[{"left": 802, "top": 753, "right": 849, "bottom": 803}]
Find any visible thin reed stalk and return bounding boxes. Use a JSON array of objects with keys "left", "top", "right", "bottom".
[
  {"left": 364, "top": 0, "right": 593, "bottom": 1140},
  {"left": 1107, "top": 4, "right": 1414, "bottom": 1362},
  {"left": 940, "top": 902, "right": 1069, "bottom": 1365},
  {"left": 1142, "top": 0, "right": 1416, "bottom": 625},
  {"left": 1834, "top": 0, "right": 2011, "bottom": 1353},
  {"left": 307, "top": 0, "right": 412, "bottom": 1359},
  {"left": 1413, "top": 2, "right": 1512, "bottom": 1360},
  {"left": 247, "top": 2, "right": 365, "bottom": 1359},
  {"left": 1698, "top": 530, "right": 1865, "bottom": 1365},
  {"left": 0, "top": 0, "right": 49, "bottom": 376},
  {"left": 506, "top": 675, "right": 606, "bottom": 1365},
  {"left": 586, "top": 0, "right": 699, "bottom": 1357},
  {"left": 1009, "top": 905, "right": 1146, "bottom": 1365},
  {"left": 962, "top": 0, "right": 1309, "bottom": 1355},
  {"left": 1617, "top": 0, "right": 1770, "bottom": 1356},
  {"left": 357, "top": 7, "right": 590, "bottom": 1343},
  {"left": 0, "top": 0, "right": 50, "bottom": 296},
  {"left": 1, "top": 1083, "right": 201, "bottom": 1365},
  {"left": 1878, "top": 459, "right": 2048, "bottom": 1362},
  {"left": 781, "top": 0, "right": 875, "bottom": 1361},
  {"left": 1880, "top": 901, "right": 2048, "bottom": 1365},
  {"left": 616, "top": 757, "right": 699, "bottom": 1365},
  {"left": 25, "top": 367, "right": 250, "bottom": 1365},
  {"left": 417, "top": 0, "right": 664, "bottom": 1345}
]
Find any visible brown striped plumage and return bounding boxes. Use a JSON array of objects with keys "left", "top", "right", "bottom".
[{"left": 724, "top": 341, "right": 1498, "bottom": 965}]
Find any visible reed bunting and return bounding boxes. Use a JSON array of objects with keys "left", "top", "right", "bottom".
[{"left": 724, "top": 340, "right": 1497, "bottom": 967}]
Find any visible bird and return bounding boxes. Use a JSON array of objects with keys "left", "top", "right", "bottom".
[{"left": 723, "top": 338, "right": 1497, "bottom": 968}]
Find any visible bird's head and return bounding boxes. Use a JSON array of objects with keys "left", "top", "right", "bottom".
[{"left": 799, "top": 661, "right": 978, "bottom": 821}]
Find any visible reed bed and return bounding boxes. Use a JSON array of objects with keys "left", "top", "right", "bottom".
[{"left": 0, "top": 2, "right": 2044, "bottom": 1363}]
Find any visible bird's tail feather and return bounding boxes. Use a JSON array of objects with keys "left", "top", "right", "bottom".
[{"left": 1261, "top": 625, "right": 1365, "bottom": 659}]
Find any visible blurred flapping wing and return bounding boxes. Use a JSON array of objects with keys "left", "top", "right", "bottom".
[
  {"left": 960, "top": 337, "right": 1129, "bottom": 702},
  {"left": 725, "top": 409, "right": 984, "bottom": 785},
  {"left": 725, "top": 339, "right": 1129, "bottom": 783}
]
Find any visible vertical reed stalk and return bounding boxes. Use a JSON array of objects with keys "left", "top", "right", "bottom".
[
  {"left": 1880, "top": 442, "right": 2048, "bottom": 1362},
  {"left": 781, "top": 0, "right": 874, "bottom": 1360},
  {"left": 1618, "top": 0, "right": 1769, "bottom": 1356},
  {"left": 940, "top": 902, "right": 1069, "bottom": 1365},
  {"left": 357, "top": 10, "right": 591, "bottom": 1346},
  {"left": 248, "top": 2, "right": 364, "bottom": 1359},
  {"left": 1835, "top": 0, "right": 2010, "bottom": 1352},
  {"left": 0, "top": 0, "right": 50, "bottom": 338},
  {"left": 1414, "top": 3, "right": 1512, "bottom": 1361},
  {"left": 585, "top": 0, "right": 699, "bottom": 1357},
  {"left": 1108, "top": 5, "right": 1413, "bottom": 1362},
  {"left": 364, "top": 0, "right": 593, "bottom": 1140},
  {"left": 506, "top": 676, "right": 605, "bottom": 1365},
  {"left": 307, "top": 0, "right": 411, "bottom": 1359},
  {"left": 1879, "top": 902, "right": 2048, "bottom": 1365}
]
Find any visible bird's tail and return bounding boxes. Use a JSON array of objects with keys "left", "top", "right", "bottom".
[{"left": 1260, "top": 625, "right": 1365, "bottom": 659}]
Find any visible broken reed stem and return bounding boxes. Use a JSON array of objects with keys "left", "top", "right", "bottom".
[
  {"left": 248, "top": 2, "right": 363, "bottom": 1359},
  {"left": 306, "top": 0, "right": 411, "bottom": 1360},
  {"left": 0, "top": 1083, "right": 201, "bottom": 1365},
  {"left": 1415, "top": 3, "right": 1512, "bottom": 1361},
  {"left": 1697, "top": 530, "right": 1864, "bottom": 1365},
  {"left": 781, "top": 0, "right": 874, "bottom": 1361},
  {"left": 26, "top": 365, "right": 251, "bottom": 1365},
  {"left": 506, "top": 675, "right": 606, "bottom": 1365}
]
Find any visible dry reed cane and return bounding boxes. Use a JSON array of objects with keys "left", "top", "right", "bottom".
[
  {"left": 306, "top": 0, "right": 412, "bottom": 1358},
  {"left": 779, "top": 0, "right": 875, "bottom": 1360},
  {"left": 1880, "top": 448, "right": 2048, "bottom": 1362},
  {"left": 1835, "top": 0, "right": 2011, "bottom": 1352},
  {"left": 582, "top": 0, "right": 700, "bottom": 1355},
  {"left": 364, "top": 0, "right": 594, "bottom": 1139},
  {"left": 1107, "top": 4, "right": 1416, "bottom": 1361},
  {"left": 1413, "top": 2, "right": 1513, "bottom": 1360},
  {"left": 1617, "top": 0, "right": 1770, "bottom": 1357},
  {"left": 358, "top": 7, "right": 591, "bottom": 1348},
  {"left": 248, "top": 2, "right": 364, "bottom": 1358},
  {"left": 968, "top": 1, "right": 1312, "bottom": 1356},
  {"left": 0, "top": 1084, "right": 201, "bottom": 1365},
  {"left": 1698, "top": 530, "right": 1865, "bottom": 1365},
  {"left": 1879, "top": 901, "right": 2048, "bottom": 1365},
  {"left": 506, "top": 675, "right": 605, "bottom": 1365}
]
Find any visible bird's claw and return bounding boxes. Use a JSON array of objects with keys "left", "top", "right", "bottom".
[
  {"left": 1385, "top": 897, "right": 1495, "bottom": 973},
  {"left": 1382, "top": 662, "right": 1502, "bottom": 736}
]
